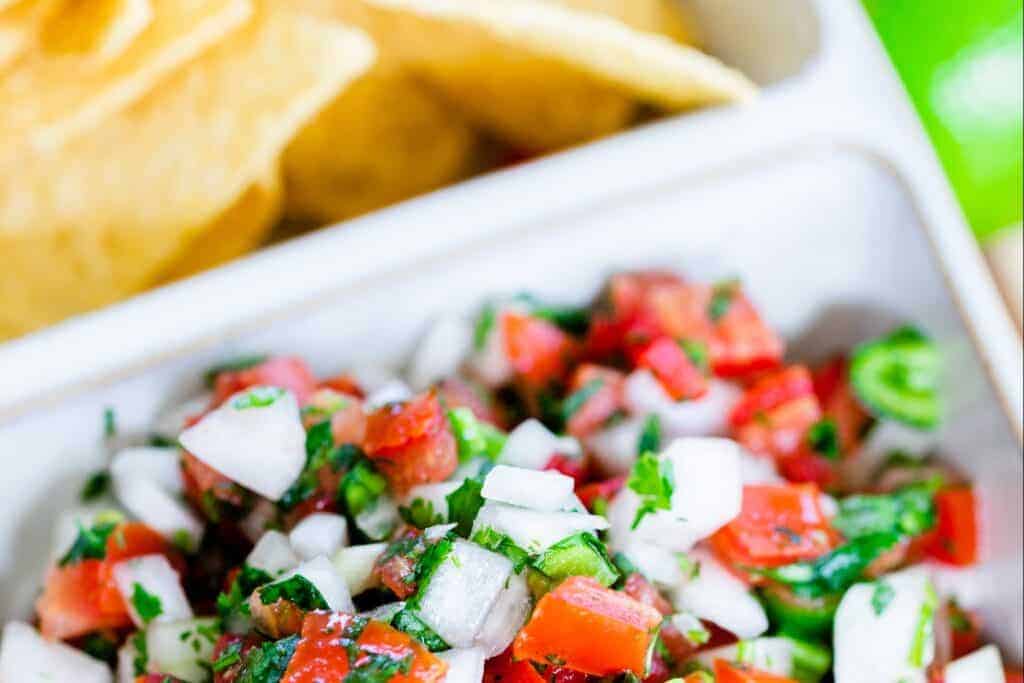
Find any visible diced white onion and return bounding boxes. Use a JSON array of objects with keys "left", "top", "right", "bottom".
[
  {"left": 739, "top": 449, "right": 784, "bottom": 485},
  {"left": 112, "top": 554, "right": 193, "bottom": 628},
  {"left": 468, "top": 309, "right": 512, "bottom": 387},
  {"left": 473, "top": 570, "right": 531, "bottom": 657},
  {"left": 288, "top": 513, "right": 349, "bottom": 561},
  {"left": 691, "top": 637, "right": 795, "bottom": 676},
  {"left": 112, "top": 475, "right": 204, "bottom": 552},
  {"left": 482, "top": 465, "right": 574, "bottom": 512},
  {"left": 110, "top": 447, "right": 184, "bottom": 494},
  {"left": 116, "top": 640, "right": 137, "bottom": 683},
  {"left": 672, "top": 550, "right": 768, "bottom": 640},
  {"left": 412, "top": 540, "right": 512, "bottom": 648},
  {"left": 424, "top": 523, "right": 458, "bottom": 541},
  {"left": 152, "top": 393, "right": 210, "bottom": 441},
  {"left": 499, "top": 419, "right": 581, "bottom": 471},
  {"left": 50, "top": 506, "right": 122, "bottom": 562},
  {"left": 246, "top": 530, "right": 300, "bottom": 578},
  {"left": 401, "top": 482, "right": 461, "bottom": 520},
  {"left": 945, "top": 645, "right": 1005, "bottom": 683},
  {"left": 624, "top": 371, "right": 740, "bottom": 438},
  {"left": 1, "top": 621, "right": 113, "bottom": 683},
  {"left": 354, "top": 495, "right": 400, "bottom": 541},
  {"left": 360, "top": 601, "right": 406, "bottom": 623},
  {"left": 585, "top": 417, "right": 645, "bottom": 477},
  {"left": 283, "top": 555, "right": 354, "bottom": 613},
  {"left": 833, "top": 568, "right": 937, "bottom": 683},
  {"left": 145, "top": 617, "right": 221, "bottom": 683},
  {"left": 472, "top": 501, "right": 608, "bottom": 554},
  {"left": 333, "top": 543, "right": 386, "bottom": 596},
  {"left": 407, "top": 316, "right": 474, "bottom": 390},
  {"left": 440, "top": 647, "right": 487, "bottom": 683},
  {"left": 365, "top": 380, "right": 414, "bottom": 410},
  {"left": 620, "top": 540, "right": 683, "bottom": 588},
  {"left": 179, "top": 388, "right": 306, "bottom": 501}
]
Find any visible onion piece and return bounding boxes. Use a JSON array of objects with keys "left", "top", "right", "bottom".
[
  {"left": 472, "top": 501, "right": 608, "bottom": 555},
  {"left": 439, "top": 647, "right": 487, "bottom": 683},
  {"left": 246, "top": 530, "right": 300, "bottom": 578},
  {"left": 624, "top": 371, "right": 740, "bottom": 438},
  {"left": 407, "top": 316, "right": 473, "bottom": 391},
  {"left": 619, "top": 540, "right": 683, "bottom": 588},
  {"left": 690, "top": 637, "right": 795, "bottom": 676},
  {"left": 278, "top": 555, "right": 354, "bottom": 613},
  {"left": 473, "top": 570, "right": 531, "bottom": 657},
  {"left": 586, "top": 417, "right": 645, "bottom": 477},
  {"left": 146, "top": 617, "right": 221, "bottom": 682},
  {"left": 110, "top": 447, "right": 184, "bottom": 494},
  {"left": 945, "top": 645, "right": 1004, "bottom": 683},
  {"left": 152, "top": 393, "right": 210, "bottom": 442},
  {"left": 1, "top": 622, "right": 112, "bottom": 683},
  {"left": 365, "top": 380, "right": 414, "bottom": 410},
  {"left": 499, "top": 419, "right": 581, "bottom": 471},
  {"left": 482, "top": 465, "right": 574, "bottom": 512},
  {"left": 671, "top": 550, "right": 768, "bottom": 640},
  {"left": 112, "top": 475, "right": 204, "bottom": 552},
  {"left": 179, "top": 387, "right": 306, "bottom": 501},
  {"left": 401, "top": 482, "right": 461, "bottom": 521},
  {"left": 333, "top": 543, "right": 386, "bottom": 596},
  {"left": 288, "top": 513, "right": 349, "bottom": 561},
  {"left": 360, "top": 601, "right": 406, "bottom": 623},
  {"left": 112, "top": 554, "right": 193, "bottom": 628}
]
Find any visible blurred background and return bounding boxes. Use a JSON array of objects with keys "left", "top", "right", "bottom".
[{"left": 0, "top": 0, "right": 1021, "bottom": 340}]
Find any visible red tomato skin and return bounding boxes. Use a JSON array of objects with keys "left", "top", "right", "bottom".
[
  {"left": 813, "top": 356, "right": 871, "bottom": 454},
  {"left": 730, "top": 366, "right": 815, "bottom": 428},
  {"left": 621, "top": 573, "right": 672, "bottom": 616},
  {"left": 544, "top": 454, "right": 588, "bottom": 486},
  {"left": 365, "top": 392, "right": 458, "bottom": 494},
  {"left": 437, "top": 377, "right": 505, "bottom": 429},
  {"left": 484, "top": 648, "right": 545, "bottom": 683},
  {"left": 1005, "top": 670, "right": 1024, "bottom": 683},
  {"left": 565, "top": 365, "right": 625, "bottom": 438},
  {"left": 734, "top": 396, "right": 823, "bottom": 463},
  {"left": 319, "top": 373, "right": 365, "bottom": 398},
  {"left": 709, "top": 294, "right": 784, "bottom": 379},
  {"left": 576, "top": 477, "right": 625, "bottom": 512},
  {"left": 711, "top": 484, "right": 836, "bottom": 569},
  {"left": 636, "top": 337, "right": 708, "bottom": 401},
  {"left": 779, "top": 452, "right": 838, "bottom": 490},
  {"left": 714, "top": 660, "right": 799, "bottom": 683},
  {"left": 503, "top": 312, "right": 577, "bottom": 386},
  {"left": 364, "top": 392, "right": 446, "bottom": 454},
  {"left": 282, "top": 612, "right": 447, "bottom": 683},
  {"left": 212, "top": 357, "right": 317, "bottom": 406},
  {"left": 927, "top": 488, "right": 979, "bottom": 567}
]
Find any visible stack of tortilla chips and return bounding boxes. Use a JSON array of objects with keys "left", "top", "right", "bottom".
[{"left": 0, "top": 0, "right": 755, "bottom": 339}]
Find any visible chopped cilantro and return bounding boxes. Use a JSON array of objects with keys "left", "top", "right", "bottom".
[
  {"left": 627, "top": 451, "right": 674, "bottom": 530},
  {"left": 340, "top": 460, "right": 388, "bottom": 517},
  {"left": 636, "top": 414, "right": 662, "bottom": 456},
  {"left": 232, "top": 386, "right": 285, "bottom": 410},
  {"left": 103, "top": 407, "right": 117, "bottom": 438},
  {"left": 473, "top": 304, "right": 497, "bottom": 351},
  {"left": 445, "top": 475, "right": 485, "bottom": 538},
  {"left": 81, "top": 632, "right": 118, "bottom": 664},
  {"left": 679, "top": 339, "right": 710, "bottom": 373},
  {"left": 258, "top": 574, "right": 329, "bottom": 611},
  {"left": 472, "top": 526, "right": 530, "bottom": 572},
  {"left": 561, "top": 380, "right": 604, "bottom": 423},
  {"left": 130, "top": 582, "right": 163, "bottom": 624},
  {"left": 406, "top": 535, "right": 455, "bottom": 610},
  {"left": 217, "top": 565, "right": 274, "bottom": 621},
  {"left": 212, "top": 641, "right": 243, "bottom": 673},
  {"left": 532, "top": 304, "right": 590, "bottom": 337},
  {"left": 59, "top": 521, "right": 117, "bottom": 566},
  {"left": 279, "top": 425, "right": 361, "bottom": 512},
  {"left": 203, "top": 354, "right": 268, "bottom": 387},
  {"left": 447, "top": 408, "right": 506, "bottom": 463},
  {"left": 391, "top": 609, "right": 449, "bottom": 652},
  {"left": 80, "top": 471, "right": 111, "bottom": 502},
  {"left": 708, "top": 279, "right": 740, "bottom": 322},
  {"left": 131, "top": 631, "right": 148, "bottom": 676},
  {"left": 399, "top": 498, "right": 444, "bottom": 529},
  {"left": 344, "top": 652, "right": 413, "bottom": 682},
  {"left": 871, "top": 580, "right": 895, "bottom": 616},
  {"left": 236, "top": 634, "right": 299, "bottom": 683},
  {"left": 909, "top": 582, "right": 938, "bottom": 667},
  {"left": 807, "top": 418, "right": 841, "bottom": 460}
]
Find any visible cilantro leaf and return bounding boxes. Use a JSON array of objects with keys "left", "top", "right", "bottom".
[
  {"left": 345, "top": 653, "right": 413, "bottom": 683},
  {"left": 258, "top": 575, "right": 329, "bottom": 611},
  {"left": 636, "top": 414, "right": 662, "bottom": 456},
  {"left": 130, "top": 582, "right": 163, "bottom": 624},
  {"left": 471, "top": 526, "right": 530, "bottom": 572},
  {"left": 871, "top": 580, "right": 895, "bottom": 616},
  {"left": 399, "top": 499, "right": 444, "bottom": 530},
  {"left": 212, "top": 641, "right": 243, "bottom": 673},
  {"left": 217, "top": 565, "right": 274, "bottom": 621},
  {"left": 340, "top": 460, "right": 388, "bottom": 517},
  {"left": 445, "top": 476, "right": 485, "bottom": 538},
  {"left": 473, "top": 305, "right": 496, "bottom": 351},
  {"left": 627, "top": 451, "right": 674, "bottom": 530},
  {"left": 232, "top": 387, "right": 285, "bottom": 410},
  {"left": 59, "top": 521, "right": 117, "bottom": 566},
  {"left": 80, "top": 471, "right": 111, "bottom": 502},
  {"left": 679, "top": 339, "right": 710, "bottom": 373},
  {"left": 406, "top": 535, "right": 455, "bottom": 610},
  {"left": 708, "top": 279, "right": 740, "bottom": 322},
  {"left": 391, "top": 610, "right": 449, "bottom": 652},
  {"left": 237, "top": 635, "right": 299, "bottom": 683},
  {"left": 561, "top": 380, "right": 604, "bottom": 423},
  {"left": 102, "top": 407, "right": 117, "bottom": 438},
  {"left": 204, "top": 354, "right": 268, "bottom": 387},
  {"left": 807, "top": 418, "right": 840, "bottom": 460}
]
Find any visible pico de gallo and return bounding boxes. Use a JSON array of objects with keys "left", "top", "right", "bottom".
[{"left": 1, "top": 270, "right": 1017, "bottom": 683}]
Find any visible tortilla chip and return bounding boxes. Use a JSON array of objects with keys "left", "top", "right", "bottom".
[
  {"left": 343, "top": 0, "right": 755, "bottom": 150},
  {"left": 157, "top": 167, "right": 283, "bottom": 283},
  {"left": 282, "top": 62, "right": 477, "bottom": 224},
  {"left": 0, "top": 0, "right": 63, "bottom": 73},
  {"left": 550, "top": 0, "right": 700, "bottom": 44},
  {"left": 0, "top": 0, "right": 251, "bottom": 155},
  {"left": 40, "top": 0, "right": 154, "bottom": 63},
  {"left": 0, "top": 4, "right": 375, "bottom": 339}
]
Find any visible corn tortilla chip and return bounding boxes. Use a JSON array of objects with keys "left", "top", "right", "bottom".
[
  {"left": 0, "top": 4, "right": 375, "bottom": 339},
  {"left": 550, "top": 0, "right": 700, "bottom": 44},
  {"left": 0, "top": 0, "right": 251, "bottom": 155},
  {"left": 345, "top": 0, "right": 755, "bottom": 149},
  {"left": 158, "top": 167, "right": 283, "bottom": 283},
  {"left": 41, "top": 0, "right": 154, "bottom": 63},
  {"left": 282, "top": 62, "right": 477, "bottom": 224},
  {"left": 0, "top": 0, "right": 63, "bottom": 73}
]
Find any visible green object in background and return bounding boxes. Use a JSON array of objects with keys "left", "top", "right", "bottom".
[{"left": 862, "top": 0, "right": 1023, "bottom": 242}]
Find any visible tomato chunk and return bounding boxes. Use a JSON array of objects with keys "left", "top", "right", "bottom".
[
  {"left": 813, "top": 357, "right": 871, "bottom": 454},
  {"left": 714, "top": 660, "right": 798, "bottom": 683},
  {"left": 734, "top": 395, "right": 822, "bottom": 463},
  {"left": 636, "top": 337, "right": 708, "bottom": 401},
  {"left": 576, "top": 476, "right": 625, "bottom": 512},
  {"left": 927, "top": 488, "right": 979, "bottom": 567},
  {"left": 483, "top": 648, "right": 545, "bottom": 683},
  {"left": 730, "top": 366, "right": 815, "bottom": 428},
  {"left": 37, "top": 522, "right": 170, "bottom": 640},
  {"left": 711, "top": 484, "right": 836, "bottom": 568},
  {"left": 565, "top": 364, "right": 625, "bottom": 438},
  {"left": 513, "top": 576, "right": 662, "bottom": 676},
  {"left": 212, "top": 356, "right": 317, "bottom": 406},
  {"left": 282, "top": 612, "right": 447, "bottom": 683},
  {"left": 709, "top": 292, "right": 784, "bottom": 378},
  {"left": 364, "top": 392, "right": 457, "bottom": 494},
  {"left": 503, "top": 312, "right": 577, "bottom": 386}
]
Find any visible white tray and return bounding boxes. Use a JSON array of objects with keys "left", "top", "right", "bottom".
[{"left": 1, "top": 0, "right": 1021, "bottom": 660}]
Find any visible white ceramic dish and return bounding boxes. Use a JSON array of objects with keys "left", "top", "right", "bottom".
[{"left": 0, "top": 0, "right": 1021, "bottom": 663}]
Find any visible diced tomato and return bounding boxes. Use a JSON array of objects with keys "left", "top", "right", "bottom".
[
  {"left": 544, "top": 454, "right": 588, "bottom": 486},
  {"left": 643, "top": 651, "right": 672, "bottom": 683},
  {"left": 813, "top": 357, "right": 871, "bottom": 454},
  {"left": 947, "top": 601, "right": 982, "bottom": 659},
  {"left": 137, "top": 676, "right": 187, "bottom": 683},
  {"left": 37, "top": 523, "right": 170, "bottom": 640},
  {"left": 586, "top": 272, "right": 687, "bottom": 360},
  {"left": 211, "top": 356, "right": 317, "bottom": 406},
  {"left": 547, "top": 667, "right": 590, "bottom": 683},
  {"left": 730, "top": 367, "right": 815, "bottom": 428},
  {"left": 212, "top": 633, "right": 259, "bottom": 683},
  {"left": 714, "top": 660, "right": 798, "bottom": 683},
  {"left": 319, "top": 373, "right": 365, "bottom": 398},
  {"left": 622, "top": 573, "right": 672, "bottom": 616},
  {"left": 503, "top": 311, "right": 577, "bottom": 386},
  {"left": 364, "top": 392, "right": 458, "bottom": 494},
  {"left": 778, "top": 452, "right": 838, "bottom": 490},
  {"left": 709, "top": 293, "right": 784, "bottom": 379},
  {"left": 735, "top": 396, "right": 823, "bottom": 463},
  {"left": 374, "top": 532, "right": 427, "bottom": 600},
  {"left": 484, "top": 648, "right": 545, "bottom": 683},
  {"left": 513, "top": 576, "right": 662, "bottom": 676},
  {"left": 636, "top": 337, "right": 708, "bottom": 401},
  {"left": 282, "top": 612, "right": 447, "bottom": 683},
  {"left": 711, "top": 484, "right": 837, "bottom": 569},
  {"left": 576, "top": 476, "right": 625, "bottom": 512},
  {"left": 181, "top": 450, "right": 245, "bottom": 510},
  {"left": 437, "top": 377, "right": 505, "bottom": 428},
  {"left": 1005, "top": 669, "right": 1024, "bottom": 683},
  {"left": 565, "top": 364, "right": 625, "bottom": 438},
  {"left": 927, "top": 488, "right": 979, "bottom": 567},
  {"left": 330, "top": 400, "right": 368, "bottom": 447}
]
